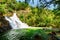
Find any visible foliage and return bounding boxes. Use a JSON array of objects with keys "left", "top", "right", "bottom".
[
  {"left": 19, "top": 8, "right": 55, "bottom": 27},
  {"left": 0, "top": 29, "right": 49, "bottom": 40},
  {"left": 16, "top": 2, "right": 28, "bottom": 10},
  {"left": 0, "top": 29, "right": 60, "bottom": 40},
  {"left": 0, "top": 0, "right": 29, "bottom": 14},
  {"left": 19, "top": 6, "right": 60, "bottom": 28},
  {"left": 0, "top": 4, "right": 6, "bottom": 13},
  {"left": 0, "top": 0, "right": 60, "bottom": 28}
]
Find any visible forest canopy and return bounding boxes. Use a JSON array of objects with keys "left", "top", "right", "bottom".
[{"left": 0, "top": 0, "right": 60, "bottom": 28}]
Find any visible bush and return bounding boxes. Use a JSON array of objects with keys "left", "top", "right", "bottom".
[
  {"left": 0, "top": 4, "right": 6, "bottom": 14},
  {"left": 19, "top": 8, "right": 56, "bottom": 27}
]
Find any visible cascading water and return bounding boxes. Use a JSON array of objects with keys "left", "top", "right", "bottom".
[
  {"left": 5, "top": 12, "right": 29, "bottom": 29},
  {"left": 5, "top": 12, "right": 52, "bottom": 29}
]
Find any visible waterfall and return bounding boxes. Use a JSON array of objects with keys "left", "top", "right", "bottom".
[{"left": 5, "top": 12, "right": 29, "bottom": 29}]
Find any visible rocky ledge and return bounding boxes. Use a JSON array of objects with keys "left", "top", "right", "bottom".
[{"left": 0, "top": 12, "right": 12, "bottom": 33}]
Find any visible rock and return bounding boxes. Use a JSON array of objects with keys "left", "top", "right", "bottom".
[{"left": 0, "top": 12, "right": 12, "bottom": 33}]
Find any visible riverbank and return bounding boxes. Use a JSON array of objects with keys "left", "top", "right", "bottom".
[{"left": 0, "top": 28, "right": 60, "bottom": 40}]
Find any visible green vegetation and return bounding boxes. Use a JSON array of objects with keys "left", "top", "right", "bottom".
[
  {"left": 19, "top": 8, "right": 60, "bottom": 28},
  {"left": 0, "top": 29, "right": 51, "bottom": 40},
  {"left": 0, "top": 0, "right": 60, "bottom": 40},
  {"left": 0, "top": 29, "right": 60, "bottom": 40},
  {"left": 0, "top": 0, "right": 60, "bottom": 28}
]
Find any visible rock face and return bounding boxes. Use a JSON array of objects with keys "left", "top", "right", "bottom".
[{"left": 0, "top": 13, "right": 12, "bottom": 33}]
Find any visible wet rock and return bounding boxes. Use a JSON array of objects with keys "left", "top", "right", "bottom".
[
  {"left": 34, "top": 34, "right": 43, "bottom": 40},
  {"left": 48, "top": 31, "right": 60, "bottom": 40}
]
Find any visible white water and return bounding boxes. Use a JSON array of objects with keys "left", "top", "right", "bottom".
[
  {"left": 5, "top": 12, "right": 52, "bottom": 29},
  {"left": 5, "top": 12, "right": 29, "bottom": 29}
]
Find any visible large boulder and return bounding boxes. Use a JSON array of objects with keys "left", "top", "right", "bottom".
[{"left": 0, "top": 12, "right": 12, "bottom": 33}]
